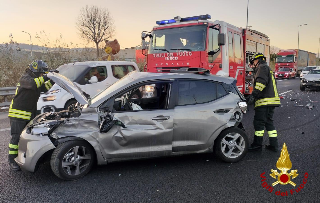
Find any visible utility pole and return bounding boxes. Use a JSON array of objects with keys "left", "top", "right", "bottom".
[
  {"left": 246, "top": 0, "right": 249, "bottom": 30},
  {"left": 22, "top": 31, "right": 33, "bottom": 58},
  {"left": 297, "top": 24, "right": 307, "bottom": 50}
]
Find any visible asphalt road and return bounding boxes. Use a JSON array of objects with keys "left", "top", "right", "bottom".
[{"left": 0, "top": 78, "right": 319, "bottom": 202}]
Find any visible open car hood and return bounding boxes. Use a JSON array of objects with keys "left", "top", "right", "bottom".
[{"left": 47, "top": 72, "right": 88, "bottom": 105}]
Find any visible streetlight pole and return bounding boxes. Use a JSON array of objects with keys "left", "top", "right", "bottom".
[
  {"left": 246, "top": 0, "right": 249, "bottom": 30},
  {"left": 22, "top": 31, "right": 33, "bottom": 57},
  {"left": 298, "top": 24, "right": 307, "bottom": 50},
  {"left": 318, "top": 37, "right": 320, "bottom": 66}
]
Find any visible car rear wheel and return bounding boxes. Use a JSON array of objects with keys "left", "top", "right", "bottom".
[
  {"left": 300, "top": 84, "right": 305, "bottom": 91},
  {"left": 214, "top": 127, "right": 248, "bottom": 163},
  {"left": 64, "top": 99, "right": 77, "bottom": 110},
  {"left": 50, "top": 141, "right": 95, "bottom": 180}
]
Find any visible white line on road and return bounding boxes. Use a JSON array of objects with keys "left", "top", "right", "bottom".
[
  {"left": 0, "top": 128, "right": 10, "bottom": 132},
  {"left": 279, "top": 90, "right": 292, "bottom": 96}
]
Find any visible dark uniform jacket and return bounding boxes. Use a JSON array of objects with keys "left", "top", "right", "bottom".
[
  {"left": 8, "top": 69, "right": 54, "bottom": 121},
  {"left": 252, "top": 61, "right": 280, "bottom": 108}
]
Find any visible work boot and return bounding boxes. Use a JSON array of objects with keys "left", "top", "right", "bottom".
[
  {"left": 248, "top": 136, "right": 263, "bottom": 151},
  {"left": 9, "top": 161, "right": 21, "bottom": 171},
  {"left": 266, "top": 137, "right": 278, "bottom": 152}
]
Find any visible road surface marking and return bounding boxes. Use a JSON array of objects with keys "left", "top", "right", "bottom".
[
  {"left": 0, "top": 128, "right": 10, "bottom": 132},
  {"left": 279, "top": 90, "right": 292, "bottom": 96}
]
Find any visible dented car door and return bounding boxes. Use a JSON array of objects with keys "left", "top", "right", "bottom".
[{"left": 98, "top": 82, "right": 174, "bottom": 159}]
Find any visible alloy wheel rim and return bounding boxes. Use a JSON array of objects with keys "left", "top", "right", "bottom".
[
  {"left": 220, "top": 133, "right": 245, "bottom": 158},
  {"left": 61, "top": 146, "right": 92, "bottom": 176}
]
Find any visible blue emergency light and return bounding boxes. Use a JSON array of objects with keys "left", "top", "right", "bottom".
[
  {"left": 156, "top": 19, "right": 176, "bottom": 25},
  {"left": 156, "top": 14, "right": 211, "bottom": 25}
]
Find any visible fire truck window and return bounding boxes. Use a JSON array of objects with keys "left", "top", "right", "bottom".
[
  {"left": 208, "top": 29, "right": 219, "bottom": 52},
  {"left": 178, "top": 80, "right": 217, "bottom": 106},
  {"left": 150, "top": 25, "right": 207, "bottom": 53},
  {"left": 234, "top": 34, "right": 242, "bottom": 58},
  {"left": 153, "top": 34, "right": 165, "bottom": 48},
  {"left": 228, "top": 32, "right": 234, "bottom": 58}
]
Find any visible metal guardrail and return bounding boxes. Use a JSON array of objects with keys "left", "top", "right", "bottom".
[{"left": 0, "top": 87, "right": 15, "bottom": 107}]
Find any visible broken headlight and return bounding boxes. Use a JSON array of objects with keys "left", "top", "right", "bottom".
[{"left": 27, "top": 120, "right": 62, "bottom": 136}]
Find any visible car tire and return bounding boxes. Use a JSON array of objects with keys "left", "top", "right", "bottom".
[
  {"left": 50, "top": 140, "right": 95, "bottom": 180},
  {"left": 214, "top": 127, "right": 248, "bottom": 163},
  {"left": 64, "top": 100, "right": 77, "bottom": 110},
  {"left": 300, "top": 84, "right": 305, "bottom": 91}
]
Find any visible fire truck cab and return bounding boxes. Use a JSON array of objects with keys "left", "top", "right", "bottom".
[{"left": 141, "top": 14, "right": 270, "bottom": 95}]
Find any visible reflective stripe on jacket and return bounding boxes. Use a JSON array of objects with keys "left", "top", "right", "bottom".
[
  {"left": 252, "top": 61, "right": 281, "bottom": 108},
  {"left": 8, "top": 69, "right": 53, "bottom": 120}
]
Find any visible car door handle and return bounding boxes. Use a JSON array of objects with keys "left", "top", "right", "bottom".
[
  {"left": 152, "top": 115, "right": 170, "bottom": 121},
  {"left": 214, "top": 109, "right": 231, "bottom": 114}
]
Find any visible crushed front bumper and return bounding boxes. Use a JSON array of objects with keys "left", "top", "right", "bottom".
[{"left": 15, "top": 129, "right": 55, "bottom": 172}]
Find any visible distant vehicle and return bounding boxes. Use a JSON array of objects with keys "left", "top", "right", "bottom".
[
  {"left": 16, "top": 68, "right": 248, "bottom": 180},
  {"left": 300, "top": 66, "right": 318, "bottom": 79},
  {"left": 300, "top": 69, "right": 320, "bottom": 91},
  {"left": 275, "top": 49, "right": 316, "bottom": 76},
  {"left": 275, "top": 67, "right": 296, "bottom": 79},
  {"left": 37, "top": 61, "right": 139, "bottom": 113}
]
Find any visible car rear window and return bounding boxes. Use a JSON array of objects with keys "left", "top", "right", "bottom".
[
  {"left": 112, "top": 65, "right": 136, "bottom": 79},
  {"left": 178, "top": 80, "right": 227, "bottom": 106},
  {"left": 57, "top": 65, "right": 89, "bottom": 82}
]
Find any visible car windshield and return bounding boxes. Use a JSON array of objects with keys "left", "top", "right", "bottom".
[
  {"left": 91, "top": 72, "right": 136, "bottom": 103},
  {"left": 278, "top": 68, "right": 290, "bottom": 71},
  {"left": 309, "top": 70, "right": 320, "bottom": 74},
  {"left": 57, "top": 65, "right": 89, "bottom": 82},
  {"left": 149, "top": 25, "right": 207, "bottom": 53},
  {"left": 276, "top": 55, "right": 294, "bottom": 63},
  {"left": 304, "top": 67, "right": 316, "bottom": 71}
]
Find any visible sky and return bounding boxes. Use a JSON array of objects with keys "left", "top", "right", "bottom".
[{"left": 0, "top": 0, "right": 319, "bottom": 55}]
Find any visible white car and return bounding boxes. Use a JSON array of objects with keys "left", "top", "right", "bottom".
[
  {"left": 300, "top": 66, "right": 318, "bottom": 79},
  {"left": 37, "top": 61, "right": 139, "bottom": 113}
]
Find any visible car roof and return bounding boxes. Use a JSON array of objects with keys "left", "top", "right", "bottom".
[
  {"left": 66, "top": 61, "right": 137, "bottom": 67},
  {"left": 127, "top": 71, "right": 235, "bottom": 84},
  {"left": 90, "top": 71, "right": 236, "bottom": 108}
]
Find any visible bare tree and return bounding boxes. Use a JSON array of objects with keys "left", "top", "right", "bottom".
[{"left": 76, "top": 5, "right": 115, "bottom": 58}]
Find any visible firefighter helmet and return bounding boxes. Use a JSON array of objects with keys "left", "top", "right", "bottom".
[
  {"left": 29, "top": 60, "right": 48, "bottom": 73},
  {"left": 250, "top": 53, "right": 266, "bottom": 64}
]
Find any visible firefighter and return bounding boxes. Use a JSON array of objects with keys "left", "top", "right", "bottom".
[
  {"left": 8, "top": 60, "right": 54, "bottom": 170},
  {"left": 247, "top": 53, "right": 281, "bottom": 152}
]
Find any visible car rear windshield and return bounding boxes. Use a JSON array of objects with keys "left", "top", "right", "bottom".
[
  {"left": 304, "top": 67, "right": 316, "bottom": 71},
  {"left": 309, "top": 70, "right": 320, "bottom": 74},
  {"left": 57, "top": 65, "right": 89, "bottom": 82}
]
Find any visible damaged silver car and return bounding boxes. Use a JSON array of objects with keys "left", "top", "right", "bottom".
[{"left": 16, "top": 69, "right": 248, "bottom": 180}]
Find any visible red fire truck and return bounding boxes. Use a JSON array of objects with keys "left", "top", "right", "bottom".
[{"left": 141, "top": 14, "right": 270, "bottom": 95}]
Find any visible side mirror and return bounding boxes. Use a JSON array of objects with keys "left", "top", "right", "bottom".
[
  {"left": 218, "top": 33, "right": 226, "bottom": 46},
  {"left": 141, "top": 40, "right": 149, "bottom": 50},
  {"left": 238, "top": 101, "right": 247, "bottom": 113},
  {"left": 141, "top": 31, "right": 148, "bottom": 40},
  {"left": 89, "top": 76, "right": 98, "bottom": 83}
]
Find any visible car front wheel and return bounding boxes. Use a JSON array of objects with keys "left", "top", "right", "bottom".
[
  {"left": 214, "top": 127, "right": 248, "bottom": 163},
  {"left": 50, "top": 140, "right": 95, "bottom": 180}
]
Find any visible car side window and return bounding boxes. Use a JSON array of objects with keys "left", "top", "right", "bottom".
[
  {"left": 112, "top": 65, "right": 135, "bottom": 79},
  {"left": 84, "top": 66, "right": 107, "bottom": 83},
  {"left": 178, "top": 80, "right": 218, "bottom": 106},
  {"left": 217, "top": 83, "right": 228, "bottom": 99},
  {"left": 113, "top": 82, "right": 171, "bottom": 112}
]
